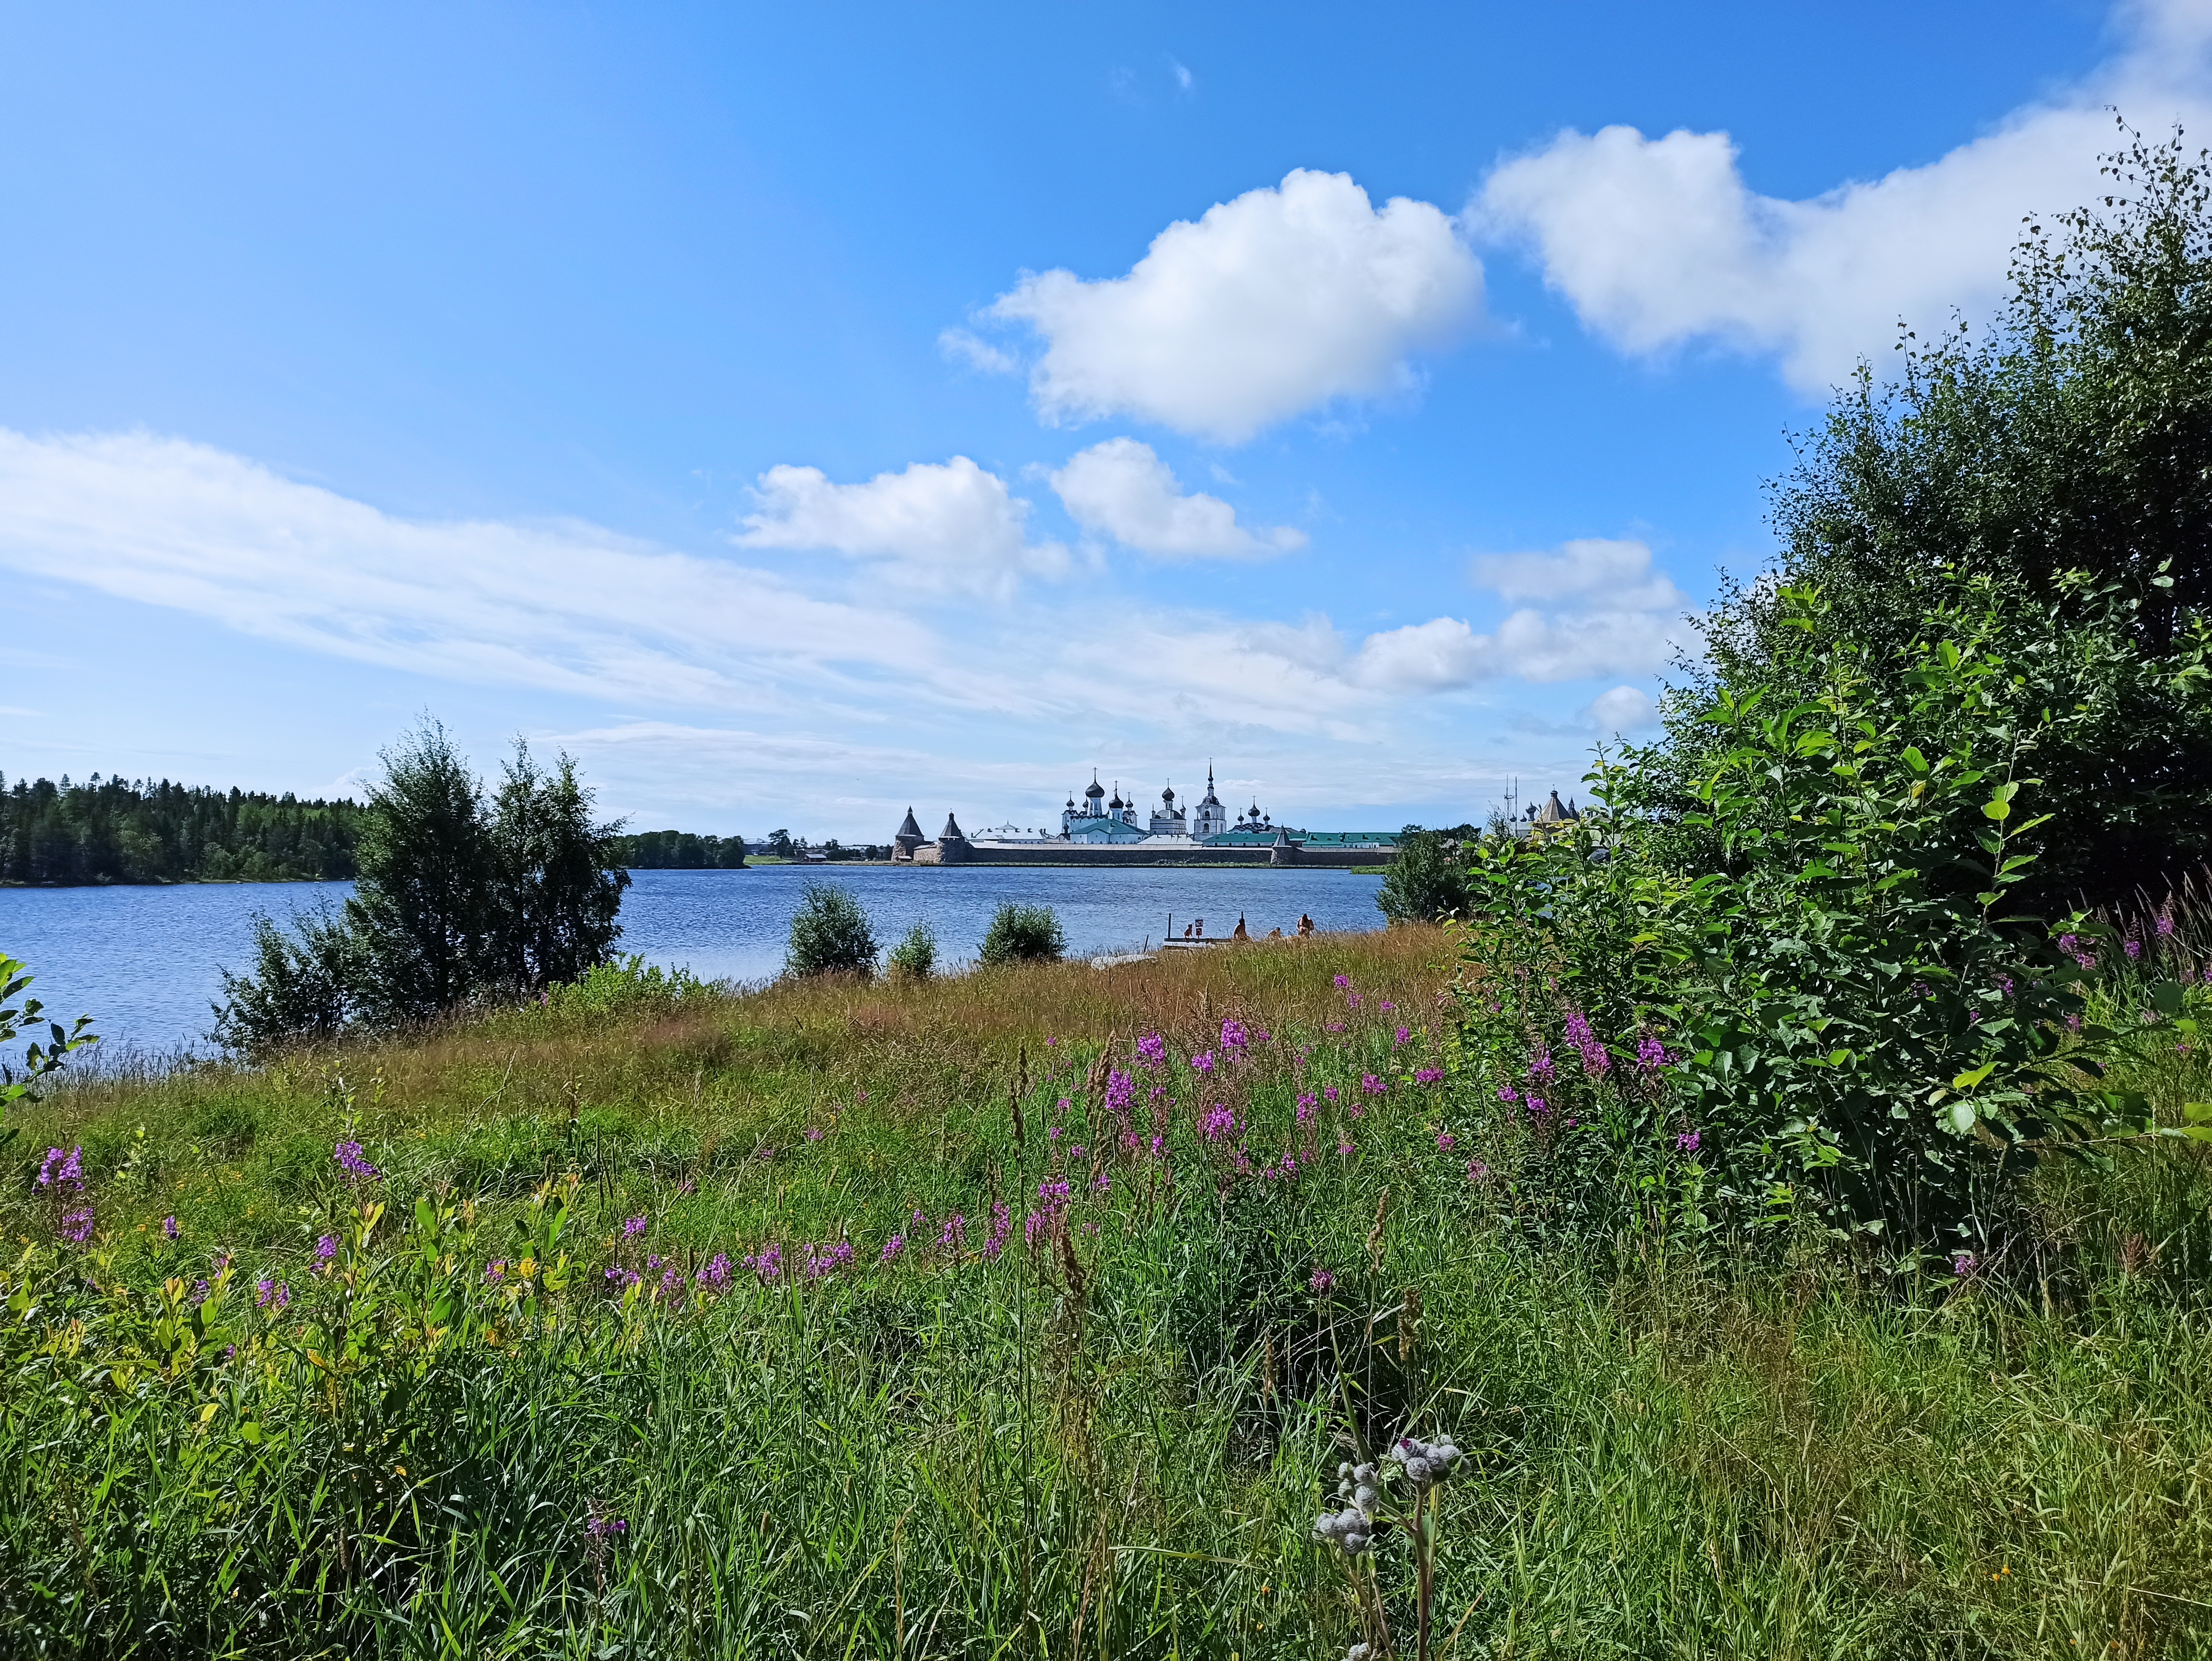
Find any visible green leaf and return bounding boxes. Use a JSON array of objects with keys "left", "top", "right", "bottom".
[
  {"left": 2183, "top": 1102, "right": 2212, "bottom": 1125},
  {"left": 1901, "top": 746, "right": 1930, "bottom": 774},
  {"left": 1942, "top": 1100, "right": 1979, "bottom": 1134},
  {"left": 1951, "top": 1061, "right": 1996, "bottom": 1090}
]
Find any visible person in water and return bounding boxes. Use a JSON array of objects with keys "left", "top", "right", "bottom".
[{"left": 1296, "top": 913, "right": 1316, "bottom": 937}]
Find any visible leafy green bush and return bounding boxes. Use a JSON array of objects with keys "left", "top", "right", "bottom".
[
  {"left": 540, "top": 954, "right": 712, "bottom": 1017},
  {"left": 886, "top": 921, "right": 938, "bottom": 979},
  {"left": 1676, "top": 128, "right": 2212, "bottom": 909},
  {"left": 1459, "top": 581, "right": 2182, "bottom": 1255},
  {"left": 979, "top": 902, "right": 1063, "bottom": 965},
  {"left": 786, "top": 883, "right": 878, "bottom": 977},
  {"left": 1375, "top": 826, "right": 1471, "bottom": 923}
]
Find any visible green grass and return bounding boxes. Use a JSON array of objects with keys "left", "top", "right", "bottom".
[{"left": 4, "top": 926, "right": 2210, "bottom": 1658}]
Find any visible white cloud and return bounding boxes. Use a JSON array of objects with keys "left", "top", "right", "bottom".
[
  {"left": 1168, "top": 56, "right": 1194, "bottom": 95},
  {"left": 1351, "top": 536, "right": 1693, "bottom": 691},
  {"left": 1352, "top": 609, "right": 1681, "bottom": 690},
  {"left": 731, "top": 456, "right": 1068, "bottom": 596},
  {"left": 0, "top": 428, "right": 938, "bottom": 707},
  {"left": 988, "top": 168, "right": 1482, "bottom": 442},
  {"left": 1475, "top": 0, "right": 2212, "bottom": 391},
  {"left": 1470, "top": 536, "right": 1686, "bottom": 612},
  {"left": 938, "top": 328, "right": 1018, "bottom": 375},
  {"left": 1049, "top": 438, "right": 1306, "bottom": 558},
  {"left": 1584, "top": 685, "right": 1658, "bottom": 734}
]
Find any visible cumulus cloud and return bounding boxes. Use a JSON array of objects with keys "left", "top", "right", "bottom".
[
  {"left": 731, "top": 456, "right": 1067, "bottom": 595},
  {"left": 1475, "top": 0, "right": 2212, "bottom": 391},
  {"left": 0, "top": 428, "right": 938, "bottom": 708},
  {"left": 1350, "top": 536, "right": 1693, "bottom": 691},
  {"left": 987, "top": 168, "right": 1482, "bottom": 442},
  {"left": 1049, "top": 438, "right": 1306, "bottom": 558}
]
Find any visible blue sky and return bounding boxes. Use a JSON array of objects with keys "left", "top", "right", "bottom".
[{"left": 1, "top": 0, "right": 2203, "bottom": 840}]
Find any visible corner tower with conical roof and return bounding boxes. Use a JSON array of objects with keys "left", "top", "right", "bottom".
[{"left": 892, "top": 806, "right": 927, "bottom": 862}]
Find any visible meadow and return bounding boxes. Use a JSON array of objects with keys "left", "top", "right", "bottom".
[{"left": 4, "top": 924, "right": 2211, "bottom": 1659}]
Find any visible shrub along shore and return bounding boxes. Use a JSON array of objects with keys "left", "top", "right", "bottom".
[{"left": 3, "top": 923, "right": 2210, "bottom": 1658}]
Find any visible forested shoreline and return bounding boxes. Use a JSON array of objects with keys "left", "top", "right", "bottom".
[
  {"left": 0, "top": 772, "right": 757, "bottom": 885},
  {"left": 0, "top": 773, "right": 363, "bottom": 886}
]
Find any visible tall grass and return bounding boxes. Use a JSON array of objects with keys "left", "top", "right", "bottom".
[{"left": 4, "top": 925, "right": 2209, "bottom": 1657}]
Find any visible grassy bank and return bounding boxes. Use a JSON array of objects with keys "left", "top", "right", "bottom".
[{"left": 5, "top": 926, "right": 2210, "bottom": 1658}]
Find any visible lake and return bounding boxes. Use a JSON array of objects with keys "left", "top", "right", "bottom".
[{"left": 0, "top": 864, "right": 1386, "bottom": 1056}]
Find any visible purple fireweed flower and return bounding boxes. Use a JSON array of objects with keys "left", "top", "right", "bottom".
[
  {"left": 1254, "top": 1029, "right": 1271, "bottom": 1043},
  {"left": 1094, "top": 1171, "right": 1112, "bottom": 1192},
  {"left": 1360, "top": 1073, "right": 1386, "bottom": 1097},
  {"left": 162, "top": 1215, "right": 179, "bottom": 1240},
  {"left": 190, "top": 1278, "right": 211, "bottom": 1306},
  {"left": 1337, "top": 1139, "right": 1354, "bottom": 1156},
  {"left": 255, "top": 1277, "right": 290, "bottom": 1311},
  {"left": 697, "top": 1253, "right": 731, "bottom": 1290},
  {"left": 803, "top": 1126, "right": 823, "bottom": 1142},
  {"left": 1997, "top": 975, "right": 2015, "bottom": 997},
  {"left": 1048, "top": 1125, "right": 1062, "bottom": 1141},
  {"left": 315, "top": 1234, "right": 338, "bottom": 1262},
  {"left": 1951, "top": 1251, "right": 1979, "bottom": 1279},
  {"left": 1221, "top": 1018, "right": 1248, "bottom": 1051},
  {"left": 1526, "top": 1096, "right": 1549, "bottom": 1117},
  {"left": 1148, "top": 1134, "right": 1165, "bottom": 1160},
  {"left": 1436, "top": 1131, "right": 1455, "bottom": 1152},
  {"left": 661, "top": 1266, "right": 683, "bottom": 1295},
  {"left": 1325, "top": 1021, "right": 1345, "bottom": 1034},
  {"left": 586, "top": 1515, "right": 628, "bottom": 1539},
  {"left": 1045, "top": 1035, "right": 1057, "bottom": 1047},
  {"left": 1324, "top": 1084, "right": 1340, "bottom": 1103},
  {"left": 1105, "top": 1069, "right": 1134, "bottom": 1114},
  {"left": 743, "top": 1244, "right": 784, "bottom": 1281},
  {"left": 880, "top": 1233, "right": 906, "bottom": 1263},
  {"left": 333, "top": 1140, "right": 380, "bottom": 1181},
  {"left": 1676, "top": 1130, "right": 1701, "bottom": 1154},
  {"left": 1190, "top": 1051, "right": 1215, "bottom": 1076},
  {"left": 1636, "top": 1035, "right": 1670, "bottom": 1071},
  {"left": 1416, "top": 1067, "right": 1444, "bottom": 1085},
  {"left": 1395, "top": 1025, "right": 1411, "bottom": 1046},
  {"left": 1333, "top": 974, "right": 1351, "bottom": 990},
  {"left": 1497, "top": 1084, "right": 1520, "bottom": 1104},
  {"left": 1137, "top": 1032, "right": 1166, "bottom": 1069},
  {"left": 623, "top": 1215, "right": 648, "bottom": 1238},
  {"left": 1527, "top": 1052, "right": 1556, "bottom": 1085},
  {"left": 1380, "top": 1000, "right": 1394, "bottom": 1013},
  {"left": 36, "top": 1146, "right": 84, "bottom": 1191},
  {"left": 1056, "top": 1097, "right": 1071, "bottom": 1115},
  {"left": 1310, "top": 1268, "right": 1336, "bottom": 1292},
  {"left": 2157, "top": 914, "right": 2176, "bottom": 937},
  {"left": 486, "top": 1261, "right": 507, "bottom": 1282},
  {"left": 939, "top": 1214, "right": 966, "bottom": 1250},
  {"left": 1467, "top": 1159, "right": 1490, "bottom": 1182},
  {"left": 2125, "top": 939, "right": 2143, "bottom": 961},
  {"left": 1200, "top": 1104, "right": 1238, "bottom": 1142},
  {"left": 984, "top": 1202, "right": 1012, "bottom": 1260},
  {"left": 805, "top": 1241, "right": 854, "bottom": 1280},
  {"left": 1296, "top": 1091, "right": 1317, "bottom": 1123},
  {"left": 2068, "top": 1013, "right": 2084, "bottom": 1030},
  {"left": 60, "top": 1207, "right": 94, "bottom": 1245},
  {"left": 1347, "top": 992, "right": 1362, "bottom": 1010}
]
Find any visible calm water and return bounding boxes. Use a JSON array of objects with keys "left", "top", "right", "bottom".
[{"left": 0, "top": 865, "right": 1384, "bottom": 1055}]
